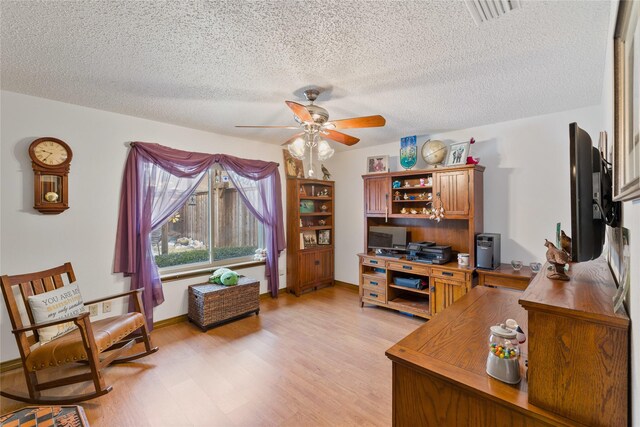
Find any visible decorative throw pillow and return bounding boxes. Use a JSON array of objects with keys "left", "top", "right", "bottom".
[{"left": 27, "top": 283, "right": 87, "bottom": 344}]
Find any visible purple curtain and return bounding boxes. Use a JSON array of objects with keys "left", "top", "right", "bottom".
[{"left": 114, "top": 143, "right": 285, "bottom": 327}]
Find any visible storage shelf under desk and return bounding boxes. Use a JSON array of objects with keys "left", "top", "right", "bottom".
[{"left": 358, "top": 253, "right": 474, "bottom": 318}]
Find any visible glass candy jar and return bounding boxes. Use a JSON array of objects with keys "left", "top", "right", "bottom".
[{"left": 486, "top": 323, "right": 521, "bottom": 384}]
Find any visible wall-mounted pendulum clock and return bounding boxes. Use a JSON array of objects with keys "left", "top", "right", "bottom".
[{"left": 28, "top": 137, "right": 73, "bottom": 214}]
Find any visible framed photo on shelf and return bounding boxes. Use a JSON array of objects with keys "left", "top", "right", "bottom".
[
  {"left": 367, "top": 155, "right": 389, "bottom": 174},
  {"left": 613, "top": 0, "right": 640, "bottom": 201},
  {"left": 445, "top": 141, "right": 469, "bottom": 166},
  {"left": 283, "top": 149, "right": 304, "bottom": 178},
  {"left": 301, "top": 230, "right": 317, "bottom": 247},
  {"left": 299, "top": 200, "right": 314, "bottom": 213},
  {"left": 318, "top": 230, "right": 331, "bottom": 245}
]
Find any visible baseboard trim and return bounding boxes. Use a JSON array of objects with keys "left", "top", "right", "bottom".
[
  {"left": 335, "top": 280, "right": 358, "bottom": 291},
  {"left": 0, "top": 358, "right": 22, "bottom": 373},
  {"left": 153, "top": 314, "right": 188, "bottom": 329}
]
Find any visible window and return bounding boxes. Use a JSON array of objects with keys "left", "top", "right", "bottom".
[{"left": 152, "top": 167, "right": 263, "bottom": 270}]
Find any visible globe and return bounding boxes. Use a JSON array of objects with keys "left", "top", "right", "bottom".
[{"left": 421, "top": 140, "right": 447, "bottom": 165}]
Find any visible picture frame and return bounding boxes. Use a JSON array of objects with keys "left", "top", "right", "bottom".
[
  {"left": 299, "top": 200, "right": 314, "bottom": 213},
  {"left": 283, "top": 149, "right": 304, "bottom": 179},
  {"left": 613, "top": 0, "right": 640, "bottom": 201},
  {"left": 318, "top": 230, "right": 331, "bottom": 245},
  {"left": 367, "top": 155, "right": 389, "bottom": 174},
  {"left": 445, "top": 141, "right": 470, "bottom": 166},
  {"left": 301, "top": 230, "right": 317, "bottom": 247}
]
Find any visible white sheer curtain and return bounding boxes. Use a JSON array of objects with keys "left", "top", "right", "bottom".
[{"left": 135, "top": 161, "right": 208, "bottom": 326}]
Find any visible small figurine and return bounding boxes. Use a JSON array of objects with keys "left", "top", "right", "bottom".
[
  {"left": 321, "top": 164, "right": 331, "bottom": 180},
  {"left": 410, "top": 208, "right": 418, "bottom": 214},
  {"left": 403, "top": 193, "right": 409, "bottom": 200},
  {"left": 544, "top": 239, "right": 570, "bottom": 281},
  {"left": 409, "top": 196, "right": 415, "bottom": 200},
  {"left": 394, "top": 191, "right": 401, "bottom": 201},
  {"left": 400, "top": 207, "right": 407, "bottom": 214},
  {"left": 418, "top": 192, "right": 425, "bottom": 200},
  {"left": 318, "top": 219, "right": 326, "bottom": 226},
  {"left": 427, "top": 177, "right": 433, "bottom": 185},
  {"left": 404, "top": 181, "right": 410, "bottom": 187},
  {"left": 392, "top": 180, "right": 401, "bottom": 189},
  {"left": 419, "top": 178, "right": 426, "bottom": 186},
  {"left": 421, "top": 207, "right": 428, "bottom": 214}
]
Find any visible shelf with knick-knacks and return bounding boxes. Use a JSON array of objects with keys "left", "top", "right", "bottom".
[
  {"left": 287, "top": 178, "right": 335, "bottom": 296},
  {"left": 390, "top": 172, "right": 441, "bottom": 217}
]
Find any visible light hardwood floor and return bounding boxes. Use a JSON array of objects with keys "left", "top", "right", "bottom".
[{"left": 0, "top": 285, "right": 424, "bottom": 426}]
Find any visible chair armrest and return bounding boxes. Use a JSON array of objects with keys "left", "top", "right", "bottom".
[
  {"left": 12, "top": 312, "right": 90, "bottom": 334},
  {"left": 83, "top": 289, "right": 142, "bottom": 306}
]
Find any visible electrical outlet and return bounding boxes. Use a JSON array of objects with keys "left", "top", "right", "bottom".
[
  {"left": 102, "top": 301, "right": 112, "bottom": 313},
  {"left": 88, "top": 304, "right": 98, "bottom": 317}
]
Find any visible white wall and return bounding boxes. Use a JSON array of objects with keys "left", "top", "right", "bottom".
[
  {"left": 332, "top": 104, "right": 603, "bottom": 286},
  {"left": 0, "top": 91, "right": 287, "bottom": 362}
]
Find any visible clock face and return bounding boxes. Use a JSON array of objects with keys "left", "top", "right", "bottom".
[{"left": 33, "top": 140, "right": 69, "bottom": 166}]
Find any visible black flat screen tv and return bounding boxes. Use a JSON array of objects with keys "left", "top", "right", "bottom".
[
  {"left": 368, "top": 226, "right": 408, "bottom": 252},
  {"left": 569, "top": 123, "right": 620, "bottom": 262}
]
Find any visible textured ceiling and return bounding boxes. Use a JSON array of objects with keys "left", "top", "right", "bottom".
[{"left": 1, "top": 1, "right": 610, "bottom": 149}]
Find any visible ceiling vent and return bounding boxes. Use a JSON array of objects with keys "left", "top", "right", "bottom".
[{"left": 465, "top": 0, "right": 521, "bottom": 25}]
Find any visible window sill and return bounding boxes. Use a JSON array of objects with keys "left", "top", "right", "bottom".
[{"left": 160, "top": 260, "right": 266, "bottom": 283}]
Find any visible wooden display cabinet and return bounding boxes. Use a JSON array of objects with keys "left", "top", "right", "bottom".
[
  {"left": 359, "top": 165, "right": 483, "bottom": 317},
  {"left": 286, "top": 178, "right": 334, "bottom": 296},
  {"left": 362, "top": 165, "right": 483, "bottom": 264}
]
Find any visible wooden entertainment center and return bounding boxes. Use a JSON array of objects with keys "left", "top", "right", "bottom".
[{"left": 359, "top": 164, "right": 483, "bottom": 318}]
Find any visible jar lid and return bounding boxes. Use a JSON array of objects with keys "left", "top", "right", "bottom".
[{"left": 490, "top": 323, "right": 516, "bottom": 339}]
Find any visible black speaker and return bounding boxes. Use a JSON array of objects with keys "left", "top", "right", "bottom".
[{"left": 476, "top": 233, "right": 501, "bottom": 270}]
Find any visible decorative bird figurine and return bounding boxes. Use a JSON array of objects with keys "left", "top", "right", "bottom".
[
  {"left": 321, "top": 164, "right": 331, "bottom": 180},
  {"left": 544, "top": 239, "right": 570, "bottom": 281},
  {"left": 560, "top": 230, "right": 572, "bottom": 260}
]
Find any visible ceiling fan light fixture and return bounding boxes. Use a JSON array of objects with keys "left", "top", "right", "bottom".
[
  {"left": 288, "top": 137, "right": 306, "bottom": 160},
  {"left": 317, "top": 139, "right": 335, "bottom": 161}
]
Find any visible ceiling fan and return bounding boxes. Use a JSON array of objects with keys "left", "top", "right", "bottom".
[{"left": 236, "top": 88, "right": 386, "bottom": 176}]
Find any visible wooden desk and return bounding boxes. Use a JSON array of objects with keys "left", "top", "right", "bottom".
[
  {"left": 477, "top": 263, "right": 535, "bottom": 290},
  {"left": 386, "top": 287, "right": 578, "bottom": 426},
  {"left": 358, "top": 253, "right": 475, "bottom": 319}
]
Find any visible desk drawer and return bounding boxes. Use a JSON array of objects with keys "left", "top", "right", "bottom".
[
  {"left": 387, "top": 261, "right": 430, "bottom": 277},
  {"left": 362, "top": 257, "right": 385, "bottom": 267},
  {"left": 362, "top": 288, "right": 386, "bottom": 303},
  {"left": 362, "top": 276, "right": 386, "bottom": 289},
  {"left": 431, "top": 268, "right": 468, "bottom": 282},
  {"left": 483, "top": 274, "right": 529, "bottom": 291}
]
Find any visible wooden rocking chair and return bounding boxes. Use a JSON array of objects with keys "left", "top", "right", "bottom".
[{"left": 0, "top": 262, "right": 158, "bottom": 404}]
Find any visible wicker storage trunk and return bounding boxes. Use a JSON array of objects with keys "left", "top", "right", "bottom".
[{"left": 188, "top": 276, "right": 260, "bottom": 330}]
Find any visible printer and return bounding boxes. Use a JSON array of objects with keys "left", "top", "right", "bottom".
[{"left": 405, "top": 242, "right": 452, "bottom": 265}]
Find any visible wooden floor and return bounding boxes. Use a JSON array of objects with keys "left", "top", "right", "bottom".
[{"left": 0, "top": 285, "right": 424, "bottom": 426}]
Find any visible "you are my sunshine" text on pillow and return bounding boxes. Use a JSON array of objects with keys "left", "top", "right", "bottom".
[{"left": 27, "top": 283, "right": 87, "bottom": 343}]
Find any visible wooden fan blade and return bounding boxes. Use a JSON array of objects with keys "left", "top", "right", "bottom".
[
  {"left": 280, "top": 132, "right": 305, "bottom": 146},
  {"left": 321, "top": 129, "right": 360, "bottom": 146},
  {"left": 285, "top": 101, "right": 313, "bottom": 123},
  {"left": 326, "top": 115, "right": 386, "bottom": 130},
  {"left": 235, "top": 125, "right": 300, "bottom": 129}
]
